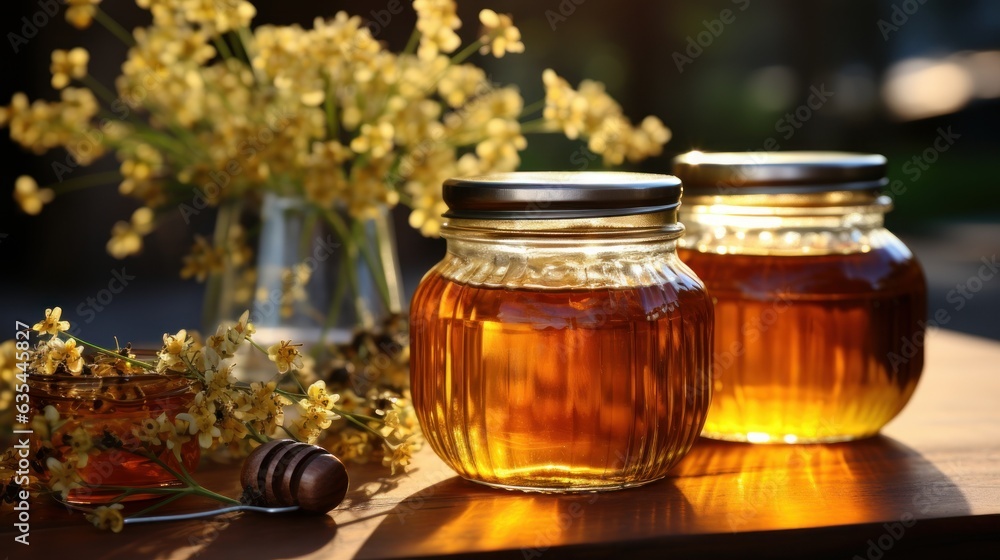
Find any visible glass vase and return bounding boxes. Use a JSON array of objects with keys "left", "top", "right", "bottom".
[{"left": 204, "top": 194, "right": 404, "bottom": 378}]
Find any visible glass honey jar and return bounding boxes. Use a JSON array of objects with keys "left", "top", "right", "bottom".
[
  {"left": 673, "top": 151, "right": 927, "bottom": 444},
  {"left": 410, "top": 172, "right": 714, "bottom": 492}
]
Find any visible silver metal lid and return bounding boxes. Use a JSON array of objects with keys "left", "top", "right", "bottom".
[
  {"left": 442, "top": 172, "right": 683, "bottom": 220},
  {"left": 673, "top": 151, "right": 888, "bottom": 195}
]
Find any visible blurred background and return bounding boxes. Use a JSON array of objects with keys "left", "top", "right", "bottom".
[{"left": 1, "top": 0, "right": 998, "bottom": 343}]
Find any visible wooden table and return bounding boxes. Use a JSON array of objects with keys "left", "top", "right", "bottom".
[{"left": 7, "top": 329, "right": 1000, "bottom": 559}]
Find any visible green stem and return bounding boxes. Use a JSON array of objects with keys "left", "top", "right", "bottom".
[
  {"left": 82, "top": 76, "right": 119, "bottom": 107},
  {"left": 247, "top": 338, "right": 270, "bottom": 357},
  {"left": 192, "top": 486, "right": 241, "bottom": 506},
  {"left": 519, "top": 118, "right": 555, "bottom": 134},
  {"left": 128, "top": 491, "right": 189, "bottom": 518},
  {"left": 93, "top": 8, "right": 136, "bottom": 47},
  {"left": 314, "top": 263, "right": 348, "bottom": 357},
  {"left": 202, "top": 201, "right": 242, "bottom": 330},
  {"left": 317, "top": 208, "right": 364, "bottom": 325},
  {"left": 324, "top": 80, "right": 339, "bottom": 140},
  {"left": 519, "top": 98, "right": 546, "bottom": 119},
  {"left": 342, "top": 412, "right": 388, "bottom": 443},
  {"left": 278, "top": 425, "right": 302, "bottom": 442},
  {"left": 373, "top": 209, "right": 402, "bottom": 314},
  {"left": 60, "top": 332, "right": 156, "bottom": 370},
  {"left": 228, "top": 32, "right": 248, "bottom": 64},
  {"left": 41, "top": 170, "right": 122, "bottom": 193},
  {"left": 245, "top": 423, "right": 269, "bottom": 445},
  {"left": 275, "top": 387, "right": 305, "bottom": 402},
  {"left": 238, "top": 27, "right": 266, "bottom": 84},
  {"left": 450, "top": 40, "right": 485, "bottom": 66},
  {"left": 351, "top": 219, "right": 392, "bottom": 318},
  {"left": 403, "top": 29, "right": 420, "bottom": 55},
  {"left": 213, "top": 36, "right": 234, "bottom": 59}
]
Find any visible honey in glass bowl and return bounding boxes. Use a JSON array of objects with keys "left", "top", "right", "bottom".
[
  {"left": 411, "top": 172, "right": 714, "bottom": 492},
  {"left": 673, "top": 151, "right": 927, "bottom": 444},
  {"left": 28, "top": 368, "right": 200, "bottom": 504}
]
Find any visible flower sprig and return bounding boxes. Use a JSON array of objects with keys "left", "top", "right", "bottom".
[
  {"left": 1, "top": 0, "right": 671, "bottom": 263},
  {"left": 9, "top": 306, "right": 420, "bottom": 531}
]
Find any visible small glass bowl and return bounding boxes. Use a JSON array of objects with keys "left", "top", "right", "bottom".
[{"left": 28, "top": 371, "right": 200, "bottom": 504}]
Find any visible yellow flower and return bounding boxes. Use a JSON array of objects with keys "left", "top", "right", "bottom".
[
  {"left": 32, "top": 307, "right": 70, "bottom": 336},
  {"left": 66, "top": 0, "right": 102, "bottom": 30},
  {"left": 106, "top": 207, "right": 154, "bottom": 259},
  {"left": 45, "top": 456, "right": 83, "bottom": 500},
  {"left": 180, "top": 236, "right": 224, "bottom": 282},
  {"left": 50, "top": 48, "right": 90, "bottom": 90},
  {"left": 437, "top": 65, "right": 488, "bottom": 108},
  {"left": 31, "top": 405, "right": 61, "bottom": 442},
  {"left": 68, "top": 426, "right": 94, "bottom": 468},
  {"left": 301, "top": 380, "right": 339, "bottom": 411},
  {"left": 176, "top": 392, "right": 222, "bottom": 449},
  {"left": 588, "top": 116, "right": 631, "bottom": 166},
  {"left": 267, "top": 340, "right": 303, "bottom": 374},
  {"left": 478, "top": 10, "right": 524, "bottom": 58},
  {"left": 85, "top": 504, "right": 125, "bottom": 533},
  {"left": 297, "top": 402, "right": 338, "bottom": 431},
  {"left": 157, "top": 329, "right": 191, "bottom": 372},
  {"left": 13, "top": 176, "right": 54, "bottom": 216},
  {"left": 475, "top": 118, "right": 526, "bottom": 171},
  {"left": 236, "top": 381, "right": 288, "bottom": 435},
  {"left": 217, "top": 413, "right": 249, "bottom": 445},
  {"left": 132, "top": 417, "right": 162, "bottom": 446},
  {"left": 350, "top": 121, "right": 395, "bottom": 159},
  {"left": 0, "top": 341, "right": 15, "bottom": 416},
  {"left": 626, "top": 116, "right": 671, "bottom": 162},
  {"left": 61, "top": 338, "right": 83, "bottom": 375},
  {"left": 203, "top": 363, "right": 235, "bottom": 401},
  {"left": 382, "top": 438, "right": 414, "bottom": 475},
  {"left": 414, "top": 0, "right": 462, "bottom": 60},
  {"left": 157, "top": 414, "right": 192, "bottom": 461},
  {"left": 331, "top": 431, "right": 372, "bottom": 464}
]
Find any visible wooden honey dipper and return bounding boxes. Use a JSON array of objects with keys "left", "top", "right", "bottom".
[
  {"left": 240, "top": 439, "right": 350, "bottom": 513},
  {"left": 125, "top": 440, "right": 349, "bottom": 524}
]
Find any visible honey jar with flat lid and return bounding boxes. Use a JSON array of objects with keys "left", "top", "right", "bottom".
[
  {"left": 674, "top": 151, "right": 927, "bottom": 444},
  {"left": 410, "top": 171, "right": 714, "bottom": 491}
]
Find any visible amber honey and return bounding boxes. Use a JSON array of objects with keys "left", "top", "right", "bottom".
[
  {"left": 29, "top": 374, "right": 201, "bottom": 503},
  {"left": 679, "top": 246, "right": 926, "bottom": 443},
  {"left": 411, "top": 267, "right": 713, "bottom": 491}
]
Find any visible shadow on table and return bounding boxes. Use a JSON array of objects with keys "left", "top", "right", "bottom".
[
  {"left": 90, "top": 510, "right": 338, "bottom": 560},
  {"left": 355, "top": 435, "right": 970, "bottom": 558}
]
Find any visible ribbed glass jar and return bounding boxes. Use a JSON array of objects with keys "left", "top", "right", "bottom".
[
  {"left": 410, "top": 172, "right": 714, "bottom": 492},
  {"left": 674, "top": 152, "right": 927, "bottom": 444}
]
